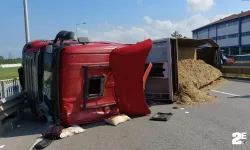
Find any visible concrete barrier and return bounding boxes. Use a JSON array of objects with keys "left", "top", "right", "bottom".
[
  {"left": 0, "top": 64, "right": 22, "bottom": 68},
  {"left": 222, "top": 65, "right": 250, "bottom": 75}
]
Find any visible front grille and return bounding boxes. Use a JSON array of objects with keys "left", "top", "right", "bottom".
[{"left": 23, "top": 53, "right": 39, "bottom": 100}]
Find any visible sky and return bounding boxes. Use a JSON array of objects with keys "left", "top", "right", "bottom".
[{"left": 0, "top": 0, "right": 250, "bottom": 58}]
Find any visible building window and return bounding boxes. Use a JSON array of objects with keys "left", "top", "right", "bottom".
[
  {"left": 198, "top": 29, "right": 208, "bottom": 34},
  {"left": 242, "top": 18, "right": 250, "bottom": 24},
  {"left": 217, "top": 35, "right": 227, "bottom": 40},
  {"left": 241, "top": 31, "right": 250, "bottom": 37},
  {"left": 228, "top": 33, "right": 239, "bottom": 38},
  {"left": 242, "top": 46, "right": 250, "bottom": 55},
  {"left": 228, "top": 21, "right": 238, "bottom": 26},
  {"left": 193, "top": 33, "right": 198, "bottom": 38},
  {"left": 218, "top": 24, "right": 227, "bottom": 29},
  {"left": 210, "top": 26, "right": 216, "bottom": 30}
]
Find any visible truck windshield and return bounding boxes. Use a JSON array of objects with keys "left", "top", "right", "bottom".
[{"left": 43, "top": 52, "right": 53, "bottom": 100}]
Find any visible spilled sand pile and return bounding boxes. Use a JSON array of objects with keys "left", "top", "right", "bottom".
[{"left": 174, "top": 59, "right": 223, "bottom": 105}]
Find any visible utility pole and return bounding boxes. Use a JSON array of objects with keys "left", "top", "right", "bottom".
[
  {"left": 75, "top": 22, "right": 87, "bottom": 38},
  {"left": 23, "top": 0, "right": 30, "bottom": 43}
]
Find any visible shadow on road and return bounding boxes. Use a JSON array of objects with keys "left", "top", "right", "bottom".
[
  {"left": 1, "top": 110, "right": 49, "bottom": 138},
  {"left": 1, "top": 100, "right": 172, "bottom": 138}
]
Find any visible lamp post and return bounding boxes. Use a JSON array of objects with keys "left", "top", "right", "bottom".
[
  {"left": 75, "top": 22, "right": 87, "bottom": 38},
  {"left": 23, "top": 0, "right": 30, "bottom": 43}
]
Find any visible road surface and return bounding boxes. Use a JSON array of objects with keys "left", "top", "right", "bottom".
[{"left": 0, "top": 79, "right": 250, "bottom": 150}]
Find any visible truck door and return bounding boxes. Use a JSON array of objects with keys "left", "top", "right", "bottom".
[{"left": 109, "top": 39, "right": 152, "bottom": 115}]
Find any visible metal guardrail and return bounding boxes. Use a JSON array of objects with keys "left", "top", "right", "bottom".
[
  {"left": 0, "top": 78, "right": 26, "bottom": 125},
  {"left": 0, "top": 92, "right": 26, "bottom": 124}
]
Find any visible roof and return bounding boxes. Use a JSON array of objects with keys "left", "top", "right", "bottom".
[
  {"left": 152, "top": 37, "right": 219, "bottom": 48},
  {"left": 176, "top": 38, "right": 219, "bottom": 48},
  {"left": 193, "top": 10, "right": 250, "bottom": 32}
]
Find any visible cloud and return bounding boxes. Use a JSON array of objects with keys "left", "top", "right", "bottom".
[
  {"left": 77, "top": 14, "right": 226, "bottom": 44},
  {"left": 187, "top": 0, "right": 214, "bottom": 12}
]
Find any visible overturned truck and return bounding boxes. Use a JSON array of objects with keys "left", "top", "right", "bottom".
[{"left": 19, "top": 31, "right": 221, "bottom": 126}]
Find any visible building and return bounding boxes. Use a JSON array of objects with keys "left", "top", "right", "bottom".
[{"left": 192, "top": 10, "right": 250, "bottom": 56}]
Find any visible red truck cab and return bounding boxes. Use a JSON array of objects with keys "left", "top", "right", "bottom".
[{"left": 21, "top": 31, "right": 152, "bottom": 125}]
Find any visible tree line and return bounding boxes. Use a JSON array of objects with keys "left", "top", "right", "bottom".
[{"left": 0, "top": 57, "right": 22, "bottom": 64}]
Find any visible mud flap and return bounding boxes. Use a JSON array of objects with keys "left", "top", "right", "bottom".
[{"left": 110, "top": 39, "right": 152, "bottom": 115}]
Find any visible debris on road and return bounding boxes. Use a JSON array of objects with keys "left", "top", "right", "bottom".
[
  {"left": 0, "top": 145, "right": 5, "bottom": 149},
  {"left": 172, "top": 106, "right": 178, "bottom": 109},
  {"left": 32, "top": 125, "right": 86, "bottom": 149},
  {"left": 60, "top": 125, "right": 85, "bottom": 139},
  {"left": 150, "top": 112, "right": 173, "bottom": 121},
  {"left": 105, "top": 114, "right": 131, "bottom": 126},
  {"left": 180, "top": 107, "right": 185, "bottom": 110},
  {"left": 34, "top": 138, "right": 52, "bottom": 149},
  {"left": 185, "top": 111, "right": 190, "bottom": 114},
  {"left": 175, "top": 59, "right": 222, "bottom": 105}
]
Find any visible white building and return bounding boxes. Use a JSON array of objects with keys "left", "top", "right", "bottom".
[{"left": 192, "top": 10, "right": 250, "bottom": 56}]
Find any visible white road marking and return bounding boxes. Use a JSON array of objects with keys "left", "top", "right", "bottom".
[
  {"left": 0, "top": 145, "right": 5, "bottom": 149},
  {"left": 211, "top": 90, "right": 240, "bottom": 97}
]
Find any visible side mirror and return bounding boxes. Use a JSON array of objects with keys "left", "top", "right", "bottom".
[
  {"left": 59, "top": 31, "right": 75, "bottom": 45},
  {"left": 53, "top": 30, "right": 68, "bottom": 44},
  {"left": 65, "top": 31, "right": 75, "bottom": 40}
]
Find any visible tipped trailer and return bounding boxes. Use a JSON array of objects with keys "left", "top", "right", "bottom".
[{"left": 144, "top": 38, "right": 221, "bottom": 102}]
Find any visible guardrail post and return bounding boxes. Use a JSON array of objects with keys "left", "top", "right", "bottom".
[{"left": 1, "top": 81, "right": 5, "bottom": 98}]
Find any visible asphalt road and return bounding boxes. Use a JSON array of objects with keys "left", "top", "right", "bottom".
[{"left": 1, "top": 79, "right": 250, "bottom": 150}]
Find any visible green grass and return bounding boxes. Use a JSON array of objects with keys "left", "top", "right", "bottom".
[{"left": 0, "top": 67, "right": 19, "bottom": 80}]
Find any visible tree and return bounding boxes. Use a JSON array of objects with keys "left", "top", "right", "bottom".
[
  {"left": 0, "top": 56, "right": 3, "bottom": 60},
  {"left": 171, "top": 31, "right": 183, "bottom": 38}
]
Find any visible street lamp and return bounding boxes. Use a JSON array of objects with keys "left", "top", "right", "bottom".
[
  {"left": 75, "top": 22, "right": 87, "bottom": 38},
  {"left": 23, "top": 0, "right": 30, "bottom": 43}
]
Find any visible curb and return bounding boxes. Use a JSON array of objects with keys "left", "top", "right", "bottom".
[{"left": 223, "top": 76, "right": 250, "bottom": 81}]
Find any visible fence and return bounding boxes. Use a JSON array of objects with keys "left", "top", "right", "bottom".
[
  {"left": 0, "top": 78, "right": 21, "bottom": 99},
  {"left": 0, "top": 78, "right": 25, "bottom": 126}
]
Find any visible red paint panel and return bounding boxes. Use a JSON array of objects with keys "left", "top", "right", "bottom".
[
  {"left": 59, "top": 52, "right": 119, "bottom": 125},
  {"left": 110, "top": 39, "right": 152, "bottom": 115}
]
